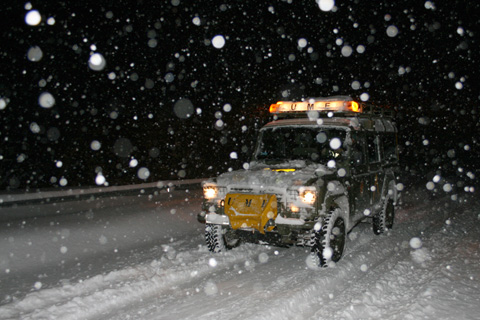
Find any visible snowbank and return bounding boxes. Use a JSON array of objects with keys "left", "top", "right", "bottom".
[
  {"left": 0, "top": 179, "right": 204, "bottom": 205},
  {"left": 0, "top": 187, "right": 479, "bottom": 320}
]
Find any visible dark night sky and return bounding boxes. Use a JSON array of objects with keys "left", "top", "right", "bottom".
[{"left": 0, "top": 0, "right": 479, "bottom": 190}]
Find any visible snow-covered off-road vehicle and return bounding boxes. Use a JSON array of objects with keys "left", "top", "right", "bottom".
[{"left": 199, "top": 96, "right": 400, "bottom": 267}]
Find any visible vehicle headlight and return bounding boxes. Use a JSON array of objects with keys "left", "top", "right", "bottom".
[
  {"left": 300, "top": 189, "right": 316, "bottom": 205},
  {"left": 203, "top": 185, "right": 218, "bottom": 200}
]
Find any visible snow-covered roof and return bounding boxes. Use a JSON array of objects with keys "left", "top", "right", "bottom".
[
  {"left": 263, "top": 117, "right": 358, "bottom": 129},
  {"left": 264, "top": 115, "right": 396, "bottom": 132}
]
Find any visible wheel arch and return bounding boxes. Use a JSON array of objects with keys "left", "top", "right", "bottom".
[{"left": 322, "top": 194, "right": 350, "bottom": 231}]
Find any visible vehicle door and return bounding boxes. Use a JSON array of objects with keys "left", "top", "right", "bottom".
[
  {"left": 349, "top": 131, "right": 371, "bottom": 221},
  {"left": 366, "top": 131, "right": 383, "bottom": 213}
]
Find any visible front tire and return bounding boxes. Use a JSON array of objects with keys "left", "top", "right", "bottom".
[
  {"left": 205, "top": 224, "right": 225, "bottom": 253},
  {"left": 311, "top": 209, "right": 346, "bottom": 267},
  {"left": 373, "top": 199, "right": 394, "bottom": 235},
  {"left": 205, "top": 224, "right": 239, "bottom": 253}
]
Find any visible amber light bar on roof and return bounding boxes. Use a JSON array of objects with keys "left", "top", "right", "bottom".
[{"left": 269, "top": 99, "right": 361, "bottom": 114}]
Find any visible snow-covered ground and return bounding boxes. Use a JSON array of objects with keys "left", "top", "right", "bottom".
[{"left": 0, "top": 185, "right": 479, "bottom": 320}]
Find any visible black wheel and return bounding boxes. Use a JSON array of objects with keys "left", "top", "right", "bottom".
[
  {"left": 205, "top": 224, "right": 225, "bottom": 253},
  {"left": 205, "top": 224, "right": 239, "bottom": 253},
  {"left": 373, "top": 199, "right": 394, "bottom": 235},
  {"left": 311, "top": 209, "right": 346, "bottom": 267}
]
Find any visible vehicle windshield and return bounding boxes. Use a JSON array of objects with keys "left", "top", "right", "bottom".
[{"left": 254, "top": 126, "right": 347, "bottom": 164}]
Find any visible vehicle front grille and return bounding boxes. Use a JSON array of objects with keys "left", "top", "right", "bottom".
[
  {"left": 227, "top": 187, "right": 286, "bottom": 205},
  {"left": 229, "top": 187, "right": 254, "bottom": 193}
]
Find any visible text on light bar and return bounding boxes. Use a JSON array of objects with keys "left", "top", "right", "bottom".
[{"left": 269, "top": 100, "right": 361, "bottom": 114}]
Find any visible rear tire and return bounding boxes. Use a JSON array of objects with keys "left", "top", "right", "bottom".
[
  {"left": 311, "top": 209, "right": 346, "bottom": 267},
  {"left": 373, "top": 199, "right": 394, "bottom": 235}
]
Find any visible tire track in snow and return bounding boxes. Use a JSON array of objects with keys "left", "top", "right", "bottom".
[
  {"left": 310, "top": 195, "right": 480, "bottom": 319},
  {"left": 0, "top": 236, "right": 272, "bottom": 320},
  {"left": 2, "top": 189, "right": 478, "bottom": 320}
]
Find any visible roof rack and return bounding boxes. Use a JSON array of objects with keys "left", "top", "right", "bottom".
[{"left": 361, "top": 103, "right": 395, "bottom": 118}]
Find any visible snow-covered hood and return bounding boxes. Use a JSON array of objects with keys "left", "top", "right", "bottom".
[{"left": 213, "top": 161, "right": 333, "bottom": 190}]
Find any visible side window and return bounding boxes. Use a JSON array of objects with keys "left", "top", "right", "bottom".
[
  {"left": 350, "top": 132, "right": 366, "bottom": 166},
  {"left": 383, "top": 134, "right": 398, "bottom": 162},
  {"left": 367, "top": 134, "right": 380, "bottom": 163}
]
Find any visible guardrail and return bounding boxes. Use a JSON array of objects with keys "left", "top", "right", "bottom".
[{"left": 0, "top": 178, "right": 205, "bottom": 207}]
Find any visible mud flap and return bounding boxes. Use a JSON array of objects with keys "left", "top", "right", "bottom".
[{"left": 224, "top": 193, "right": 277, "bottom": 234}]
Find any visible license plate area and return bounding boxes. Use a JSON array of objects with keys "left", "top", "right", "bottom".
[{"left": 224, "top": 193, "right": 277, "bottom": 234}]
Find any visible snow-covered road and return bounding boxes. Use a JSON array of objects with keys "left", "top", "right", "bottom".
[{"left": 0, "top": 187, "right": 479, "bottom": 319}]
